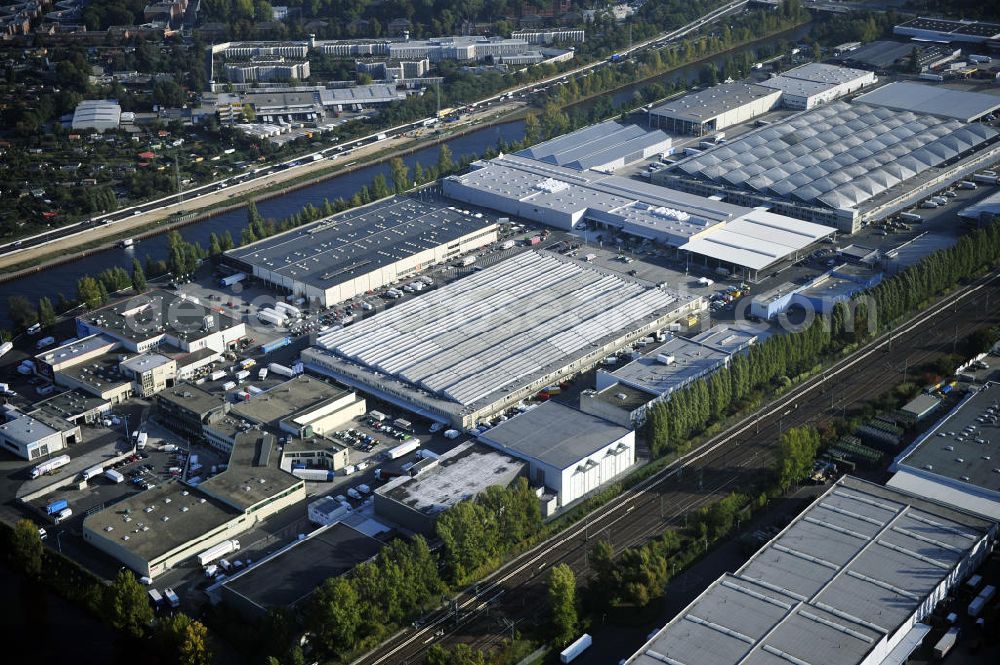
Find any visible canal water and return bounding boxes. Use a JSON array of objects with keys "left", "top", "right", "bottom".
[{"left": 0, "top": 24, "right": 812, "bottom": 329}]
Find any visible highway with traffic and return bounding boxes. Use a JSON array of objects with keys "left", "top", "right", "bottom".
[{"left": 352, "top": 268, "right": 1000, "bottom": 664}]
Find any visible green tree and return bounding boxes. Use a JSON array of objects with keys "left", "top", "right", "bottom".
[
  {"left": 437, "top": 144, "right": 454, "bottom": 174},
  {"left": 208, "top": 233, "right": 223, "bottom": 257},
  {"left": 547, "top": 564, "right": 578, "bottom": 647},
  {"left": 131, "top": 258, "right": 147, "bottom": 293},
  {"left": 7, "top": 296, "right": 36, "bottom": 330},
  {"left": 774, "top": 426, "right": 821, "bottom": 491},
  {"left": 308, "top": 577, "right": 361, "bottom": 656},
  {"left": 524, "top": 111, "right": 541, "bottom": 145},
  {"left": 371, "top": 174, "right": 391, "bottom": 200},
  {"left": 105, "top": 570, "right": 154, "bottom": 638},
  {"left": 390, "top": 157, "right": 410, "bottom": 193},
  {"left": 77, "top": 276, "right": 104, "bottom": 310},
  {"left": 10, "top": 518, "right": 43, "bottom": 578},
  {"left": 37, "top": 296, "right": 57, "bottom": 328}
]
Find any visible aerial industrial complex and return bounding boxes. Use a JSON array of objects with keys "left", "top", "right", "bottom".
[
  {"left": 224, "top": 197, "right": 497, "bottom": 307},
  {"left": 625, "top": 476, "right": 996, "bottom": 665}
]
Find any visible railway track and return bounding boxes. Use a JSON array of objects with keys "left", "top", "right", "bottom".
[{"left": 355, "top": 268, "right": 1000, "bottom": 665}]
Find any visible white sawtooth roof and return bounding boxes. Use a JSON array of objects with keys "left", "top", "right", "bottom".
[
  {"left": 315, "top": 251, "right": 680, "bottom": 406},
  {"left": 677, "top": 102, "right": 998, "bottom": 212},
  {"left": 679, "top": 210, "right": 833, "bottom": 270}
]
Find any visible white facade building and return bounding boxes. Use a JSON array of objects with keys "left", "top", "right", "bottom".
[{"left": 479, "top": 401, "right": 635, "bottom": 509}]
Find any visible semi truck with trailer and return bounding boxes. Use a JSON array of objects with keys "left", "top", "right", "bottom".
[
  {"left": 31, "top": 455, "right": 71, "bottom": 478},
  {"left": 196, "top": 539, "right": 241, "bottom": 567},
  {"left": 104, "top": 469, "right": 125, "bottom": 484},
  {"left": 292, "top": 467, "right": 335, "bottom": 481},
  {"left": 261, "top": 336, "right": 292, "bottom": 353},
  {"left": 257, "top": 308, "right": 286, "bottom": 326}
]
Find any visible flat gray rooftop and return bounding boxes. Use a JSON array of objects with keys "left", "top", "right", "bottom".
[
  {"left": 855, "top": 82, "right": 1000, "bottom": 122},
  {"left": 313, "top": 250, "right": 689, "bottom": 408},
  {"left": 610, "top": 336, "right": 731, "bottom": 397},
  {"left": 120, "top": 353, "right": 173, "bottom": 374},
  {"left": 198, "top": 430, "right": 302, "bottom": 511},
  {"left": 592, "top": 382, "right": 652, "bottom": 412},
  {"left": 689, "top": 324, "right": 758, "bottom": 354},
  {"left": 231, "top": 375, "right": 351, "bottom": 426},
  {"left": 896, "top": 17, "right": 1000, "bottom": 39},
  {"left": 33, "top": 390, "right": 109, "bottom": 420},
  {"left": 515, "top": 120, "right": 670, "bottom": 171},
  {"left": 57, "top": 353, "right": 131, "bottom": 393},
  {"left": 225, "top": 197, "right": 494, "bottom": 291},
  {"left": 222, "top": 522, "right": 382, "bottom": 610},
  {"left": 0, "top": 412, "right": 59, "bottom": 445},
  {"left": 158, "top": 383, "right": 226, "bottom": 416},
  {"left": 778, "top": 62, "right": 873, "bottom": 86},
  {"left": 379, "top": 441, "right": 525, "bottom": 516},
  {"left": 79, "top": 290, "right": 242, "bottom": 345},
  {"left": 894, "top": 382, "right": 1000, "bottom": 492},
  {"left": 36, "top": 334, "right": 116, "bottom": 366},
  {"left": 480, "top": 401, "right": 631, "bottom": 470},
  {"left": 838, "top": 40, "right": 914, "bottom": 69},
  {"left": 648, "top": 83, "right": 780, "bottom": 122},
  {"left": 625, "top": 476, "right": 992, "bottom": 665},
  {"left": 83, "top": 479, "right": 243, "bottom": 561}
]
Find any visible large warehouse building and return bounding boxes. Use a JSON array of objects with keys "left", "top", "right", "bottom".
[
  {"left": 647, "top": 83, "right": 782, "bottom": 136},
  {"left": 445, "top": 154, "right": 834, "bottom": 280},
  {"left": 894, "top": 17, "right": 1000, "bottom": 45},
  {"left": 479, "top": 401, "right": 634, "bottom": 511},
  {"left": 854, "top": 81, "right": 1000, "bottom": 123},
  {"left": 303, "top": 250, "right": 704, "bottom": 427},
  {"left": 224, "top": 197, "right": 497, "bottom": 307},
  {"left": 514, "top": 120, "right": 671, "bottom": 173},
  {"left": 624, "top": 476, "right": 996, "bottom": 665},
  {"left": 757, "top": 62, "right": 876, "bottom": 110},
  {"left": 657, "top": 101, "right": 1000, "bottom": 231},
  {"left": 888, "top": 381, "right": 1000, "bottom": 521}
]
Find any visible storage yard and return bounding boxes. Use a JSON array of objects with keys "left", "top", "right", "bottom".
[{"left": 304, "top": 250, "right": 703, "bottom": 427}]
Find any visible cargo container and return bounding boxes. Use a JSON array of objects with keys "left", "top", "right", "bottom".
[
  {"left": 197, "top": 539, "right": 240, "bottom": 567},
  {"left": 972, "top": 173, "right": 998, "bottom": 185},
  {"left": 293, "top": 467, "right": 335, "bottom": 481},
  {"left": 222, "top": 381, "right": 237, "bottom": 391},
  {"left": 393, "top": 418, "right": 412, "bottom": 431},
  {"left": 220, "top": 272, "right": 247, "bottom": 287},
  {"left": 45, "top": 498, "right": 69, "bottom": 515},
  {"left": 958, "top": 180, "right": 978, "bottom": 190},
  {"left": 247, "top": 385, "right": 264, "bottom": 396},
  {"left": 210, "top": 370, "right": 226, "bottom": 381},
  {"left": 527, "top": 236, "right": 541, "bottom": 246},
  {"left": 933, "top": 627, "right": 958, "bottom": 659},
  {"left": 965, "top": 574, "right": 983, "bottom": 592},
  {"left": 32, "top": 456, "right": 66, "bottom": 483},
  {"left": 261, "top": 336, "right": 292, "bottom": 353},
  {"left": 560, "top": 634, "right": 592, "bottom": 663},
  {"left": 368, "top": 410, "right": 387, "bottom": 422},
  {"left": 104, "top": 469, "right": 125, "bottom": 484},
  {"left": 257, "top": 368, "right": 268, "bottom": 380},
  {"left": 387, "top": 440, "right": 420, "bottom": 459},
  {"left": 268, "top": 362, "right": 295, "bottom": 378},
  {"left": 80, "top": 464, "right": 104, "bottom": 481},
  {"left": 969, "top": 585, "right": 996, "bottom": 617},
  {"left": 257, "top": 308, "right": 286, "bottom": 326},
  {"left": 235, "top": 370, "right": 251, "bottom": 382},
  {"left": 36, "top": 336, "right": 55, "bottom": 350}
]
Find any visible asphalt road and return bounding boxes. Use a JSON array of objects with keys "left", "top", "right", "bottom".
[{"left": 352, "top": 268, "right": 1000, "bottom": 665}]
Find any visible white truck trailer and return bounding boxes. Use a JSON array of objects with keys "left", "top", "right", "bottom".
[{"left": 196, "top": 539, "right": 241, "bottom": 567}]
